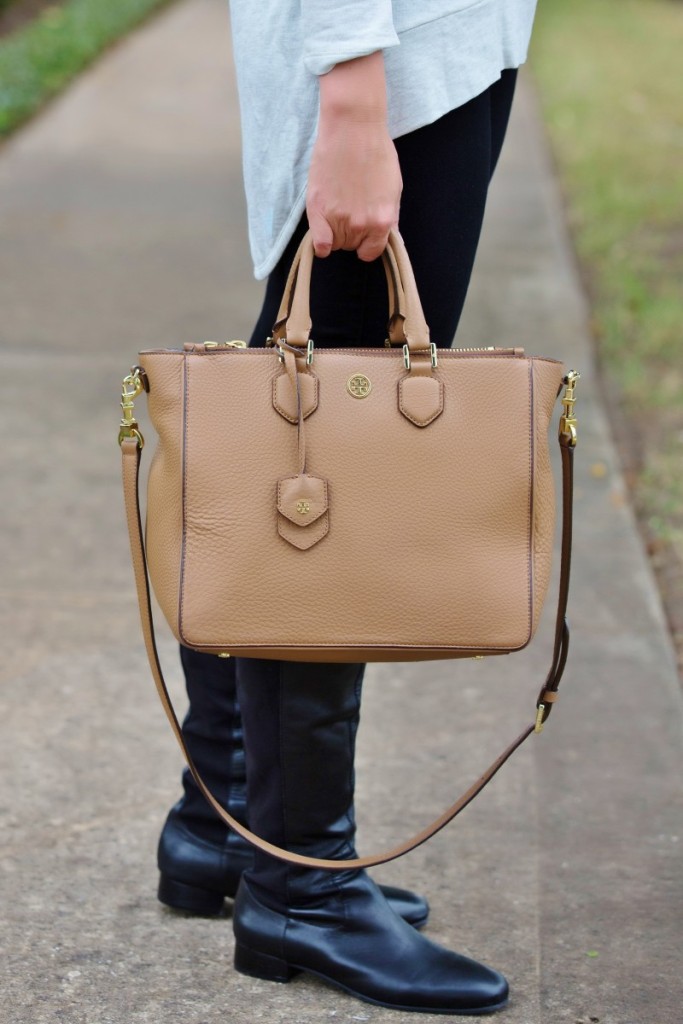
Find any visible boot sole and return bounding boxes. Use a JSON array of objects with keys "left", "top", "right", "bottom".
[
  {"left": 158, "top": 874, "right": 226, "bottom": 916},
  {"left": 234, "top": 943, "right": 509, "bottom": 1015}
]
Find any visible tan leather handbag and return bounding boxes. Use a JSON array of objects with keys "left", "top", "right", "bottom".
[{"left": 120, "top": 230, "right": 579, "bottom": 869}]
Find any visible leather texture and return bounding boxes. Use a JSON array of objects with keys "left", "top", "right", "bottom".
[
  {"left": 398, "top": 372, "right": 444, "bottom": 426},
  {"left": 276, "top": 473, "right": 329, "bottom": 550},
  {"left": 120, "top": 230, "right": 576, "bottom": 870},
  {"left": 142, "top": 344, "right": 562, "bottom": 657},
  {"left": 273, "top": 366, "right": 318, "bottom": 423},
  {"left": 141, "top": 356, "right": 562, "bottom": 658},
  {"left": 156, "top": 645, "right": 251, "bottom": 915},
  {"left": 158, "top": 809, "right": 430, "bottom": 926},
  {"left": 158, "top": 810, "right": 251, "bottom": 913},
  {"left": 234, "top": 877, "right": 508, "bottom": 1013}
]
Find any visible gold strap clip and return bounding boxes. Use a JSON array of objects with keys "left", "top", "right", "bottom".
[
  {"left": 118, "top": 367, "right": 146, "bottom": 448},
  {"left": 559, "top": 370, "right": 580, "bottom": 448}
]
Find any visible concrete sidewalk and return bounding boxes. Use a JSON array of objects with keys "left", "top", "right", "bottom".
[{"left": 1, "top": 1, "right": 681, "bottom": 1021}]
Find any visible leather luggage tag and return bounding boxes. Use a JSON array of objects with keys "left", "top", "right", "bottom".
[{"left": 277, "top": 474, "right": 329, "bottom": 550}]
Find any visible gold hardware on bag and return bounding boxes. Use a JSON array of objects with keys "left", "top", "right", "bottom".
[
  {"left": 450, "top": 346, "right": 525, "bottom": 356},
  {"left": 218, "top": 652, "right": 231, "bottom": 658},
  {"left": 534, "top": 703, "right": 546, "bottom": 733},
  {"left": 277, "top": 339, "right": 315, "bottom": 365},
  {"left": 203, "top": 340, "right": 247, "bottom": 350},
  {"left": 296, "top": 501, "right": 311, "bottom": 515},
  {"left": 451, "top": 346, "right": 496, "bottom": 353},
  {"left": 347, "top": 374, "right": 372, "bottom": 399},
  {"left": 118, "top": 368, "right": 145, "bottom": 448},
  {"left": 559, "top": 370, "right": 580, "bottom": 448},
  {"left": 403, "top": 343, "right": 438, "bottom": 371}
]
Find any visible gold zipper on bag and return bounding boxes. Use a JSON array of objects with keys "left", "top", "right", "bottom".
[
  {"left": 452, "top": 346, "right": 496, "bottom": 352},
  {"left": 450, "top": 346, "right": 525, "bottom": 355},
  {"left": 196, "top": 341, "right": 523, "bottom": 356},
  {"left": 203, "top": 340, "right": 247, "bottom": 350}
]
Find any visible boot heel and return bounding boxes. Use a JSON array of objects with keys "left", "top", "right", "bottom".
[
  {"left": 158, "top": 874, "right": 225, "bottom": 916},
  {"left": 234, "top": 943, "right": 299, "bottom": 983}
]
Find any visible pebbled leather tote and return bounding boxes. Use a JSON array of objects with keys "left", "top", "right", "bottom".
[{"left": 119, "top": 229, "right": 579, "bottom": 870}]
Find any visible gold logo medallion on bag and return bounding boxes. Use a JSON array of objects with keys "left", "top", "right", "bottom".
[{"left": 347, "top": 374, "right": 372, "bottom": 398}]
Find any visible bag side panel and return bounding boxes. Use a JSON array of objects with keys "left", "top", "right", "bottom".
[
  {"left": 530, "top": 358, "right": 565, "bottom": 635},
  {"left": 139, "top": 352, "right": 185, "bottom": 641}
]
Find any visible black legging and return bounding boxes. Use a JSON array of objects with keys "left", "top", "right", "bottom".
[{"left": 249, "top": 69, "right": 517, "bottom": 350}]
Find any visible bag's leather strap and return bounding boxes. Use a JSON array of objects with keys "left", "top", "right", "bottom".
[{"left": 120, "top": 409, "right": 575, "bottom": 870}]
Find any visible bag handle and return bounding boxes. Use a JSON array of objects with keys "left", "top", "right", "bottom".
[
  {"left": 271, "top": 229, "right": 428, "bottom": 353},
  {"left": 119, "top": 371, "right": 578, "bottom": 870}
]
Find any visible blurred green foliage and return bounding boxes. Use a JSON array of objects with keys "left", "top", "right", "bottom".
[
  {"left": 532, "top": 0, "right": 683, "bottom": 405},
  {"left": 0, "top": 0, "right": 173, "bottom": 136},
  {"left": 532, "top": 0, "right": 683, "bottom": 547}
]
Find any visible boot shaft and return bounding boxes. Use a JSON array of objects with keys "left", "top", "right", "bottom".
[
  {"left": 236, "top": 657, "right": 365, "bottom": 907},
  {"left": 175, "top": 646, "right": 248, "bottom": 841}
]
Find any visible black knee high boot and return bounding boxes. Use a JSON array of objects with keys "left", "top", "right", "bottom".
[
  {"left": 157, "top": 647, "right": 252, "bottom": 914},
  {"left": 157, "top": 648, "right": 428, "bottom": 926},
  {"left": 233, "top": 659, "right": 508, "bottom": 1015}
]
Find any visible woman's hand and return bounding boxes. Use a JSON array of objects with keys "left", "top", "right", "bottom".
[{"left": 306, "top": 52, "right": 402, "bottom": 262}]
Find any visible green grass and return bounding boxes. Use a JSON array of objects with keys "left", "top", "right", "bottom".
[
  {"left": 531, "top": 0, "right": 683, "bottom": 552},
  {"left": 0, "top": 0, "right": 175, "bottom": 137}
]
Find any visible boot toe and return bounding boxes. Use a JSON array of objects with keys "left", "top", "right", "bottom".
[{"left": 234, "top": 876, "right": 509, "bottom": 1015}]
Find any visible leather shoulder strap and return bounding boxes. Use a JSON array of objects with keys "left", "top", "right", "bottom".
[{"left": 120, "top": 415, "right": 574, "bottom": 870}]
